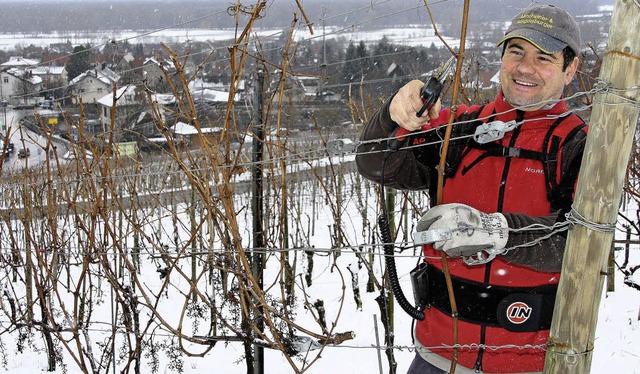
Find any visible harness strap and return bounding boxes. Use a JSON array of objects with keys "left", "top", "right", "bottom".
[
  {"left": 460, "top": 115, "right": 584, "bottom": 192},
  {"left": 424, "top": 264, "right": 556, "bottom": 332},
  {"left": 461, "top": 146, "right": 548, "bottom": 175},
  {"left": 443, "top": 105, "right": 494, "bottom": 179},
  {"left": 549, "top": 123, "right": 587, "bottom": 210},
  {"left": 541, "top": 117, "right": 565, "bottom": 200}
]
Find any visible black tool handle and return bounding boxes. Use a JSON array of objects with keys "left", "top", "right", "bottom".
[
  {"left": 416, "top": 77, "right": 443, "bottom": 117},
  {"left": 387, "top": 78, "right": 443, "bottom": 151}
]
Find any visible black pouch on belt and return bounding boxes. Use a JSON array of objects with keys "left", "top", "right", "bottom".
[
  {"left": 423, "top": 263, "right": 557, "bottom": 331},
  {"left": 410, "top": 262, "right": 429, "bottom": 310}
]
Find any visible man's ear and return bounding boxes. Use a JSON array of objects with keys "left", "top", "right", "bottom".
[{"left": 564, "top": 56, "right": 579, "bottom": 85}]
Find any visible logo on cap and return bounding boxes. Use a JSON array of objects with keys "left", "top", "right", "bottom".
[
  {"left": 516, "top": 13, "right": 555, "bottom": 30},
  {"left": 506, "top": 301, "right": 532, "bottom": 324}
]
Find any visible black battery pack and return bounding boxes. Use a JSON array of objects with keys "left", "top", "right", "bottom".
[{"left": 410, "top": 262, "right": 429, "bottom": 310}]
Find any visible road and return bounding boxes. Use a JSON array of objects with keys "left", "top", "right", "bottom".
[{"left": 1, "top": 107, "right": 68, "bottom": 171}]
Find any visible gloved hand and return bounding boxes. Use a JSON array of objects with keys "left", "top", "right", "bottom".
[
  {"left": 389, "top": 80, "right": 442, "bottom": 131},
  {"left": 416, "top": 203, "right": 508, "bottom": 258}
]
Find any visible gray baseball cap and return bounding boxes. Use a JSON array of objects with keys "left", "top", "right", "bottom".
[{"left": 497, "top": 4, "right": 581, "bottom": 55}]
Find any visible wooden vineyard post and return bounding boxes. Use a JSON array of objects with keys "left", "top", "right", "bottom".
[{"left": 544, "top": 0, "right": 640, "bottom": 372}]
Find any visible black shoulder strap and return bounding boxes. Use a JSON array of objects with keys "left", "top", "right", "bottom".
[
  {"left": 460, "top": 114, "right": 559, "bottom": 176},
  {"left": 547, "top": 121, "right": 587, "bottom": 210},
  {"left": 461, "top": 142, "right": 550, "bottom": 175},
  {"left": 541, "top": 117, "right": 567, "bottom": 197}
]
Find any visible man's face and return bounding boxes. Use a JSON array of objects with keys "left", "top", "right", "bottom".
[{"left": 499, "top": 38, "right": 578, "bottom": 111}]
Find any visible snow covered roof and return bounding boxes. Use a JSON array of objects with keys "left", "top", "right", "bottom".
[
  {"left": 170, "top": 121, "right": 221, "bottom": 135},
  {"left": 143, "top": 57, "right": 175, "bottom": 70},
  {"left": 192, "top": 88, "right": 236, "bottom": 103},
  {"left": 4, "top": 68, "right": 43, "bottom": 85},
  {"left": 70, "top": 67, "right": 120, "bottom": 86},
  {"left": 97, "top": 85, "right": 138, "bottom": 107},
  {"left": 63, "top": 148, "right": 93, "bottom": 160},
  {"left": 1, "top": 56, "right": 39, "bottom": 67},
  {"left": 30, "top": 66, "right": 65, "bottom": 76},
  {"left": 150, "top": 93, "right": 176, "bottom": 106},
  {"left": 143, "top": 57, "right": 159, "bottom": 65},
  {"left": 122, "top": 52, "right": 135, "bottom": 63},
  {"left": 489, "top": 70, "right": 500, "bottom": 85}
]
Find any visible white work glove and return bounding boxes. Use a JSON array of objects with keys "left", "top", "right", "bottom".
[{"left": 416, "top": 203, "right": 508, "bottom": 259}]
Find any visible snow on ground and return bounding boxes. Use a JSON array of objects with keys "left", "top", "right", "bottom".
[
  {"left": 0, "top": 164, "right": 638, "bottom": 373},
  {"left": 0, "top": 26, "right": 459, "bottom": 52}
]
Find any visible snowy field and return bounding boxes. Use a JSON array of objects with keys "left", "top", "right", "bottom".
[
  {"left": 0, "top": 26, "right": 459, "bottom": 52},
  {"left": 0, "top": 150, "right": 638, "bottom": 373}
]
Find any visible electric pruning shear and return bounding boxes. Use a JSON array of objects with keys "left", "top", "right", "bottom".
[{"left": 387, "top": 55, "right": 456, "bottom": 151}]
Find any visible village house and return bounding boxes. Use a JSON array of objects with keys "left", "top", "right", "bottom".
[
  {"left": 129, "top": 91, "right": 176, "bottom": 138},
  {"left": 96, "top": 85, "right": 177, "bottom": 143},
  {"left": 0, "top": 57, "right": 42, "bottom": 105},
  {"left": 169, "top": 121, "right": 222, "bottom": 147},
  {"left": 113, "top": 53, "right": 143, "bottom": 85},
  {"left": 271, "top": 70, "right": 306, "bottom": 104},
  {"left": 69, "top": 65, "right": 120, "bottom": 105},
  {"left": 142, "top": 57, "right": 176, "bottom": 93},
  {"left": 0, "top": 68, "right": 43, "bottom": 106},
  {"left": 96, "top": 85, "right": 143, "bottom": 132},
  {"left": 30, "top": 65, "right": 68, "bottom": 91}
]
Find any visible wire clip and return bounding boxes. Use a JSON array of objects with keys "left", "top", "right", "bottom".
[
  {"left": 327, "top": 139, "right": 357, "bottom": 155},
  {"left": 413, "top": 228, "right": 453, "bottom": 245},
  {"left": 462, "top": 248, "right": 503, "bottom": 266},
  {"left": 473, "top": 120, "right": 518, "bottom": 144}
]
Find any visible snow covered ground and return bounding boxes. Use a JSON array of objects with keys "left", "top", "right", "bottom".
[
  {"left": 0, "top": 25, "right": 459, "bottom": 52},
  {"left": 0, "top": 160, "right": 637, "bottom": 373}
]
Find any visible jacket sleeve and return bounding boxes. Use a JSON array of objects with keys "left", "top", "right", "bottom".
[
  {"left": 501, "top": 211, "right": 566, "bottom": 272},
  {"left": 500, "top": 128, "right": 588, "bottom": 273},
  {"left": 355, "top": 96, "right": 436, "bottom": 191}
]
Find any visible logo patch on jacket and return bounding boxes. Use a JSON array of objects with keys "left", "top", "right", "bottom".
[
  {"left": 497, "top": 294, "right": 545, "bottom": 332},
  {"left": 506, "top": 301, "right": 532, "bottom": 324}
]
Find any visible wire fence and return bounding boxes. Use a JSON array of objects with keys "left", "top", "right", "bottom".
[{"left": 0, "top": 2, "right": 638, "bottom": 373}]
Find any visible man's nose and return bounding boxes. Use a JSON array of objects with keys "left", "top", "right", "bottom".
[{"left": 515, "top": 55, "right": 537, "bottom": 75}]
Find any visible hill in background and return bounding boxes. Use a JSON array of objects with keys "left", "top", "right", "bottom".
[{"left": 0, "top": 0, "right": 613, "bottom": 33}]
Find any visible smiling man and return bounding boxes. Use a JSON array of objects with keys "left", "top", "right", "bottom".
[
  {"left": 498, "top": 7, "right": 580, "bottom": 111},
  {"left": 500, "top": 39, "right": 577, "bottom": 110},
  {"left": 356, "top": 4, "right": 587, "bottom": 374}
]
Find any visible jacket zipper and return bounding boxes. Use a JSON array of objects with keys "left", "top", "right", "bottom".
[{"left": 473, "top": 111, "right": 525, "bottom": 372}]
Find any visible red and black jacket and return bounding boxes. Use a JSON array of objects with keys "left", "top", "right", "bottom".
[{"left": 356, "top": 91, "right": 588, "bottom": 372}]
